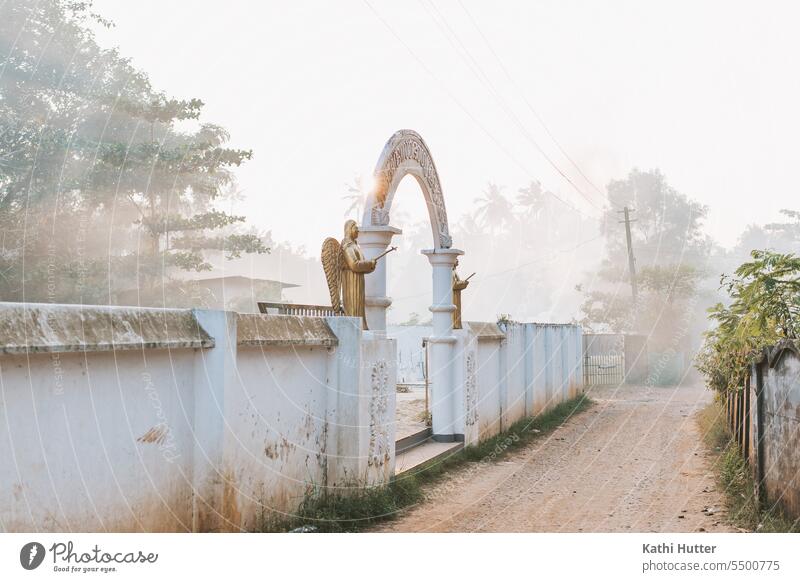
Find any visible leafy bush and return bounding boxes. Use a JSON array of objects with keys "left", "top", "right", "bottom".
[{"left": 696, "top": 250, "right": 800, "bottom": 393}]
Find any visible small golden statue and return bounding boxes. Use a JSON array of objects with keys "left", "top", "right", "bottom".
[
  {"left": 321, "top": 220, "right": 396, "bottom": 329},
  {"left": 452, "top": 259, "right": 475, "bottom": 329}
]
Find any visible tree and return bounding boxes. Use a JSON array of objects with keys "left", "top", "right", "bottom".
[
  {"left": 516, "top": 180, "right": 548, "bottom": 221},
  {"left": 696, "top": 250, "right": 800, "bottom": 394},
  {"left": 342, "top": 175, "right": 369, "bottom": 218},
  {"left": 763, "top": 209, "right": 800, "bottom": 252},
  {"left": 717, "top": 208, "right": 800, "bottom": 284},
  {"left": 89, "top": 98, "right": 267, "bottom": 294},
  {"left": 722, "top": 250, "right": 800, "bottom": 339},
  {"left": 638, "top": 264, "right": 702, "bottom": 305},
  {"left": 579, "top": 169, "right": 711, "bottom": 351},
  {"left": 473, "top": 182, "right": 512, "bottom": 233},
  {"left": 0, "top": 0, "right": 267, "bottom": 305},
  {"left": 604, "top": 168, "right": 710, "bottom": 265},
  {"left": 1, "top": 0, "right": 144, "bottom": 302}
]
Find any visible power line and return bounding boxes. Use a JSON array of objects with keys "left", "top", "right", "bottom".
[
  {"left": 361, "top": 0, "right": 602, "bottom": 223},
  {"left": 419, "top": 0, "right": 607, "bottom": 213},
  {"left": 482, "top": 232, "right": 605, "bottom": 279},
  {"left": 457, "top": 0, "right": 616, "bottom": 207}
]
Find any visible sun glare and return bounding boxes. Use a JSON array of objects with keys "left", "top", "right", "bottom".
[{"left": 360, "top": 171, "right": 378, "bottom": 197}]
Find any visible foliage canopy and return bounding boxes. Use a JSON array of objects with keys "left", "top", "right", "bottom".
[
  {"left": 696, "top": 250, "right": 800, "bottom": 393},
  {"left": 0, "top": 0, "right": 267, "bottom": 306}
]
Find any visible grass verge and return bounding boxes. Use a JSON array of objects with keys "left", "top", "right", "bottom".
[
  {"left": 259, "top": 393, "right": 594, "bottom": 532},
  {"left": 697, "top": 399, "right": 799, "bottom": 533}
]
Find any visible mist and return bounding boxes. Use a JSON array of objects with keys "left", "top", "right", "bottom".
[{"left": 3, "top": 0, "right": 800, "bottom": 369}]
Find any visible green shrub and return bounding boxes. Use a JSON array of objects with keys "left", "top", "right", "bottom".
[{"left": 697, "top": 250, "right": 800, "bottom": 395}]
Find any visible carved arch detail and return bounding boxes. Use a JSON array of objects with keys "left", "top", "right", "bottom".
[{"left": 361, "top": 130, "right": 452, "bottom": 249}]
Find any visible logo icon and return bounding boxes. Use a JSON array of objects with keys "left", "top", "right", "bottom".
[{"left": 20, "top": 542, "right": 46, "bottom": 570}]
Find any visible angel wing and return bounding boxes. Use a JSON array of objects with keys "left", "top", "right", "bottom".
[{"left": 321, "top": 237, "right": 343, "bottom": 313}]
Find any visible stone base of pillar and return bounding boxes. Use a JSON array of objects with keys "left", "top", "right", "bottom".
[{"left": 432, "top": 434, "right": 465, "bottom": 443}]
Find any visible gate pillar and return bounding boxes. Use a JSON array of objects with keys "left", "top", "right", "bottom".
[
  {"left": 360, "top": 225, "right": 402, "bottom": 334},
  {"left": 422, "top": 247, "right": 463, "bottom": 441}
]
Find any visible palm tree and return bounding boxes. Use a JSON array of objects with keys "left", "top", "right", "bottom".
[
  {"left": 473, "top": 183, "right": 512, "bottom": 233},
  {"left": 456, "top": 212, "right": 483, "bottom": 240},
  {"left": 342, "top": 175, "right": 368, "bottom": 218},
  {"left": 516, "top": 181, "right": 547, "bottom": 220}
]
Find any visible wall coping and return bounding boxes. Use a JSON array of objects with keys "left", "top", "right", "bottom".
[
  {"left": 513, "top": 322, "right": 580, "bottom": 328},
  {"left": 236, "top": 313, "right": 338, "bottom": 347},
  {"left": 466, "top": 321, "right": 505, "bottom": 341},
  {"left": 581, "top": 330, "right": 622, "bottom": 334},
  {"left": 766, "top": 339, "right": 800, "bottom": 368},
  {"left": 0, "top": 302, "right": 214, "bottom": 354},
  {"left": 750, "top": 339, "right": 800, "bottom": 368}
]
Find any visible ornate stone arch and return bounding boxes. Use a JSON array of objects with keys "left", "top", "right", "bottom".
[{"left": 361, "top": 130, "right": 452, "bottom": 249}]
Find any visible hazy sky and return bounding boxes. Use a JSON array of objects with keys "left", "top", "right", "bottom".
[{"left": 93, "top": 0, "right": 800, "bottom": 253}]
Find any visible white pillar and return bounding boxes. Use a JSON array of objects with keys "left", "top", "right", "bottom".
[
  {"left": 190, "top": 309, "right": 236, "bottom": 532},
  {"left": 359, "top": 225, "right": 402, "bottom": 334},
  {"left": 422, "top": 248, "right": 463, "bottom": 441}
]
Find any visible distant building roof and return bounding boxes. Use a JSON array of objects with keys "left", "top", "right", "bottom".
[{"left": 188, "top": 275, "right": 300, "bottom": 288}]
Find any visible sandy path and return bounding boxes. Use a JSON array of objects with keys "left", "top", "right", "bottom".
[
  {"left": 395, "top": 395, "right": 427, "bottom": 439},
  {"left": 377, "top": 382, "right": 737, "bottom": 532}
]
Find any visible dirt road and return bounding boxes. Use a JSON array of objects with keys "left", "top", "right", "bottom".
[{"left": 378, "top": 382, "right": 738, "bottom": 532}]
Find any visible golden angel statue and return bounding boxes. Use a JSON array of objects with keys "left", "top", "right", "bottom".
[
  {"left": 321, "top": 220, "right": 396, "bottom": 329},
  {"left": 452, "top": 259, "right": 475, "bottom": 330}
]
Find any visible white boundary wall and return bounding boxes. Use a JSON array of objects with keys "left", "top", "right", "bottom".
[
  {"left": 0, "top": 304, "right": 395, "bottom": 532},
  {"left": 457, "top": 322, "right": 583, "bottom": 446},
  {"left": 0, "top": 304, "right": 581, "bottom": 532}
]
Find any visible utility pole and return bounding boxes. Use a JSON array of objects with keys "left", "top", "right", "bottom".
[{"left": 618, "top": 206, "right": 638, "bottom": 302}]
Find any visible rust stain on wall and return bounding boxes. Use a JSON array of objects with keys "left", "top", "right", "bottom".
[
  {"left": 222, "top": 471, "right": 242, "bottom": 532},
  {"left": 136, "top": 424, "right": 168, "bottom": 445}
]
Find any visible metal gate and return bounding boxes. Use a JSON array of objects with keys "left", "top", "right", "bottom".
[
  {"left": 582, "top": 333, "right": 625, "bottom": 386},
  {"left": 583, "top": 353, "right": 624, "bottom": 385}
]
